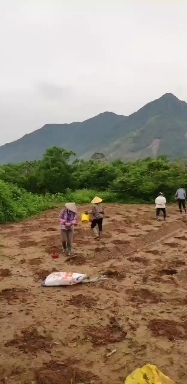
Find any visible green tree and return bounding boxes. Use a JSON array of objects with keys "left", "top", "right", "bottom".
[{"left": 35, "top": 147, "right": 75, "bottom": 193}]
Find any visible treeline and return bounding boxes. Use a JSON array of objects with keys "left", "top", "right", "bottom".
[{"left": 0, "top": 146, "right": 187, "bottom": 202}]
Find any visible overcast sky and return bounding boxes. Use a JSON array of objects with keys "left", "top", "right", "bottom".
[{"left": 0, "top": 0, "right": 187, "bottom": 145}]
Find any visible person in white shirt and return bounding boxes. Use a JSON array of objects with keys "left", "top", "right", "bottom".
[{"left": 155, "top": 192, "right": 166, "bottom": 220}]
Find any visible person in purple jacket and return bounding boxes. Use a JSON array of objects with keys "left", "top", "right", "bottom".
[{"left": 58, "top": 202, "right": 77, "bottom": 255}]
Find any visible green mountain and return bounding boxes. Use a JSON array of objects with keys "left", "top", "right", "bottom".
[{"left": 1, "top": 93, "right": 187, "bottom": 164}]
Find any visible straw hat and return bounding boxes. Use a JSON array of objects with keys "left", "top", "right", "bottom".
[
  {"left": 91, "top": 196, "right": 102, "bottom": 204},
  {"left": 65, "top": 202, "right": 77, "bottom": 213}
]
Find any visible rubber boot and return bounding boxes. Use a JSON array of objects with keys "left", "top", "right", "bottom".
[
  {"left": 62, "top": 241, "right": 67, "bottom": 253},
  {"left": 93, "top": 227, "right": 99, "bottom": 239},
  {"left": 99, "top": 231, "right": 102, "bottom": 239},
  {"left": 67, "top": 244, "right": 72, "bottom": 256}
]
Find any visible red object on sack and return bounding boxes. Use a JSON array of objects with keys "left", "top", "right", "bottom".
[{"left": 52, "top": 253, "right": 59, "bottom": 259}]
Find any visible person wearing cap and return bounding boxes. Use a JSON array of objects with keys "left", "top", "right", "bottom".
[
  {"left": 155, "top": 192, "right": 166, "bottom": 220},
  {"left": 58, "top": 202, "right": 77, "bottom": 255},
  {"left": 85, "top": 196, "right": 104, "bottom": 239},
  {"left": 175, "top": 188, "right": 186, "bottom": 213}
]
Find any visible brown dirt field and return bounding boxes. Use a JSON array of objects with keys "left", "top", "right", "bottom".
[{"left": 0, "top": 203, "right": 187, "bottom": 383}]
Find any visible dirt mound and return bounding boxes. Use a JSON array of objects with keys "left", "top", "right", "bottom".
[
  {"left": 68, "top": 294, "right": 97, "bottom": 308},
  {"left": 148, "top": 319, "right": 187, "bottom": 340},
  {"left": 174, "top": 235, "right": 187, "bottom": 240},
  {"left": 34, "top": 360, "right": 100, "bottom": 384},
  {"left": 34, "top": 268, "right": 57, "bottom": 281},
  {"left": 0, "top": 269, "right": 12, "bottom": 277},
  {"left": 86, "top": 318, "right": 127, "bottom": 346},
  {"left": 5, "top": 326, "right": 53, "bottom": 353},
  {"left": 160, "top": 268, "right": 178, "bottom": 276},
  {"left": 1, "top": 204, "right": 187, "bottom": 384},
  {"left": 111, "top": 239, "right": 130, "bottom": 244},
  {"left": 167, "top": 259, "right": 185, "bottom": 268},
  {"left": 103, "top": 268, "right": 126, "bottom": 280},
  {"left": 94, "top": 246, "right": 105, "bottom": 252},
  {"left": 163, "top": 241, "right": 178, "bottom": 248},
  {"left": 127, "top": 256, "right": 149, "bottom": 265},
  {"left": 0, "top": 288, "right": 29, "bottom": 304},
  {"left": 45, "top": 245, "right": 62, "bottom": 254},
  {"left": 127, "top": 288, "right": 161, "bottom": 304},
  {"left": 66, "top": 255, "right": 87, "bottom": 265},
  {"left": 28, "top": 258, "right": 42, "bottom": 266},
  {"left": 145, "top": 249, "right": 160, "bottom": 255},
  {"left": 19, "top": 240, "right": 38, "bottom": 248}
]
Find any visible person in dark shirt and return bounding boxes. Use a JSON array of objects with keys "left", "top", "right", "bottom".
[{"left": 85, "top": 196, "right": 104, "bottom": 239}]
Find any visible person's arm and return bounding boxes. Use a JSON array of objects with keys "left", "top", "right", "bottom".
[
  {"left": 91, "top": 206, "right": 97, "bottom": 216},
  {"left": 184, "top": 190, "right": 186, "bottom": 199},
  {"left": 70, "top": 214, "right": 77, "bottom": 225},
  {"left": 59, "top": 210, "right": 65, "bottom": 224},
  {"left": 175, "top": 190, "right": 178, "bottom": 198},
  {"left": 155, "top": 198, "right": 157, "bottom": 204},
  {"left": 164, "top": 197, "right": 166, "bottom": 204}
]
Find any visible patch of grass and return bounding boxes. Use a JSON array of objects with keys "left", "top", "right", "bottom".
[{"left": 0, "top": 181, "right": 119, "bottom": 224}]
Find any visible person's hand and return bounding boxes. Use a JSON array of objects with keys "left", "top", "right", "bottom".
[
  {"left": 60, "top": 219, "right": 65, "bottom": 224},
  {"left": 65, "top": 222, "right": 71, "bottom": 227}
]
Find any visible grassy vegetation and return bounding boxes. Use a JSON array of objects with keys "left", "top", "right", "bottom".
[
  {"left": 1, "top": 146, "right": 187, "bottom": 224},
  {"left": 0, "top": 181, "right": 118, "bottom": 224}
]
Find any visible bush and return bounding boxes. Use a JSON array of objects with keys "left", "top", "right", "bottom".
[
  {"left": 1, "top": 146, "right": 187, "bottom": 224},
  {"left": 0, "top": 180, "right": 57, "bottom": 224},
  {"left": 0, "top": 182, "right": 119, "bottom": 224}
]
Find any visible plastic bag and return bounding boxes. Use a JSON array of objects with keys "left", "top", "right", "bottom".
[
  {"left": 124, "top": 364, "right": 175, "bottom": 384},
  {"left": 42, "top": 271, "right": 87, "bottom": 287}
]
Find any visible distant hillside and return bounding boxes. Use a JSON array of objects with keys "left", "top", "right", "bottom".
[{"left": 1, "top": 93, "right": 187, "bottom": 164}]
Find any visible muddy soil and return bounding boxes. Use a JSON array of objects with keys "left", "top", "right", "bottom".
[{"left": 0, "top": 204, "right": 187, "bottom": 383}]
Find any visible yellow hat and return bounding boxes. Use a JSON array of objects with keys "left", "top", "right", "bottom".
[{"left": 91, "top": 196, "right": 102, "bottom": 204}]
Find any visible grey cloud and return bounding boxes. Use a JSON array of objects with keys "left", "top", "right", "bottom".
[{"left": 1, "top": 0, "right": 187, "bottom": 145}]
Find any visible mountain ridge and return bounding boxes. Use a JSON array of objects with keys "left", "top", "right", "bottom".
[{"left": 1, "top": 93, "right": 187, "bottom": 164}]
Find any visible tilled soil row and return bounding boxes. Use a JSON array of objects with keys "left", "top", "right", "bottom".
[{"left": 117, "top": 218, "right": 187, "bottom": 257}]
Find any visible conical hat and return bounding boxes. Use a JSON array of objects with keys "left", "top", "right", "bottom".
[
  {"left": 65, "top": 202, "right": 77, "bottom": 213},
  {"left": 91, "top": 196, "right": 102, "bottom": 204}
]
